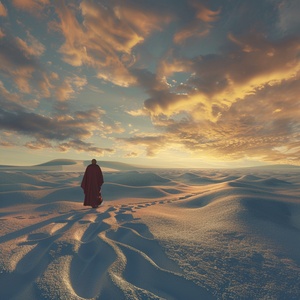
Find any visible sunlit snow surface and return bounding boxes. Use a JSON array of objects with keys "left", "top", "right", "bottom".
[{"left": 0, "top": 161, "right": 300, "bottom": 299}]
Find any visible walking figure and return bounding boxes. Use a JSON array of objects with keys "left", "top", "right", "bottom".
[{"left": 81, "top": 159, "right": 104, "bottom": 208}]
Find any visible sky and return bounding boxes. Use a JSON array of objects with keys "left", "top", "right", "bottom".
[{"left": 0, "top": 0, "right": 300, "bottom": 168}]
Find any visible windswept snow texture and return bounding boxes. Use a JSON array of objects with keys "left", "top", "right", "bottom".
[{"left": 0, "top": 161, "right": 300, "bottom": 299}]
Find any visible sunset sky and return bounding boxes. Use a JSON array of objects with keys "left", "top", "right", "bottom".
[{"left": 0, "top": 0, "right": 300, "bottom": 167}]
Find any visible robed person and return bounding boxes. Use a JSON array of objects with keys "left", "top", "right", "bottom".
[{"left": 81, "top": 159, "right": 104, "bottom": 208}]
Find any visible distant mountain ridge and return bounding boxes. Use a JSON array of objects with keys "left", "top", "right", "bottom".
[
  {"left": 245, "top": 164, "right": 300, "bottom": 170},
  {"left": 0, "top": 159, "right": 146, "bottom": 171},
  {"left": 37, "top": 159, "right": 145, "bottom": 169},
  {"left": 0, "top": 159, "right": 299, "bottom": 171},
  {"left": 36, "top": 159, "right": 77, "bottom": 166}
]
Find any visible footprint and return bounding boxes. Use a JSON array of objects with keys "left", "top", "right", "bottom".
[
  {"left": 107, "top": 206, "right": 117, "bottom": 212},
  {"left": 50, "top": 222, "right": 68, "bottom": 235},
  {"left": 78, "top": 220, "right": 91, "bottom": 224},
  {"left": 26, "top": 232, "right": 50, "bottom": 241},
  {"left": 80, "top": 221, "right": 111, "bottom": 243},
  {"left": 115, "top": 213, "right": 134, "bottom": 223}
]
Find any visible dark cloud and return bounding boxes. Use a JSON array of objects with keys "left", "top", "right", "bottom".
[
  {"left": 0, "top": 36, "right": 39, "bottom": 69},
  {"left": 0, "top": 103, "right": 121, "bottom": 154},
  {"left": 131, "top": 68, "right": 189, "bottom": 115},
  {"left": 0, "top": 34, "right": 52, "bottom": 96},
  {"left": 0, "top": 108, "right": 89, "bottom": 140}
]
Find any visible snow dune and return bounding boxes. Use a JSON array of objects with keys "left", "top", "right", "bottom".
[{"left": 0, "top": 160, "right": 300, "bottom": 299}]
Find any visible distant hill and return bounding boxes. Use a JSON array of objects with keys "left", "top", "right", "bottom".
[
  {"left": 0, "top": 159, "right": 147, "bottom": 172},
  {"left": 36, "top": 159, "right": 146, "bottom": 170},
  {"left": 1, "top": 159, "right": 299, "bottom": 172},
  {"left": 246, "top": 164, "right": 300, "bottom": 170},
  {"left": 35, "top": 159, "right": 77, "bottom": 166}
]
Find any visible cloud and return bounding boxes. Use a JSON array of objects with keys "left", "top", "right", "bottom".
[
  {"left": 24, "top": 138, "right": 114, "bottom": 155},
  {"left": 173, "top": 1, "right": 220, "bottom": 44},
  {"left": 192, "top": 1, "right": 220, "bottom": 23},
  {"left": 0, "top": 31, "right": 85, "bottom": 101},
  {"left": 0, "top": 35, "right": 38, "bottom": 74},
  {"left": 56, "top": 139, "right": 114, "bottom": 155},
  {"left": 0, "top": 108, "right": 89, "bottom": 140},
  {"left": 55, "top": 75, "right": 87, "bottom": 102},
  {"left": 118, "top": 134, "right": 167, "bottom": 157},
  {"left": 0, "top": 140, "right": 14, "bottom": 147},
  {"left": 128, "top": 68, "right": 197, "bottom": 119},
  {"left": 123, "top": 71, "right": 300, "bottom": 163},
  {"left": 0, "top": 33, "right": 52, "bottom": 96},
  {"left": 0, "top": 130, "right": 14, "bottom": 147},
  {"left": 2, "top": 0, "right": 300, "bottom": 165},
  {"left": 0, "top": 80, "right": 39, "bottom": 111},
  {"left": 25, "top": 139, "right": 52, "bottom": 150},
  {"left": 12, "top": 0, "right": 49, "bottom": 16},
  {"left": 140, "top": 33, "right": 300, "bottom": 122},
  {"left": 52, "top": 0, "right": 171, "bottom": 87},
  {"left": 0, "top": 1, "right": 7, "bottom": 16},
  {"left": 277, "top": 0, "right": 300, "bottom": 34},
  {"left": 144, "top": 90, "right": 189, "bottom": 116},
  {"left": 157, "top": 52, "right": 192, "bottom": 79},
  {"left": 53, "top": 0, "right": 137, "bottom": 86},
  {"left": 0, "top": 29, "right": 5, "bottom": 38},
  {"left": 125, "top": 152, "right": 138, "bottom": 158},
  {"left": 0, "top": 71, "right": 124, "bottom": 155},
  {"left": 0, "top": 105, "right": 121, "bottom": 154},
  {"left": 15, "top": 31, "right": 45, "bottom": 57}
]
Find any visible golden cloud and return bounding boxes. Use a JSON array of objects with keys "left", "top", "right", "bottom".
[
  {"left": 157, "top": 54, "right": 192, "bottom": 78},
  {"left": 0, "top": 29, "right": 5, "bottom": 38},
  {"left": 54, "top": 1, "right": 170, "bottom": 87},
  {"left": 25, "top": 139, "right": 52, "bottom": 150},
  {"left": 144, "top": 33, "right": 300, "bottom": 123},
  {"left": 15, "top": 32, "right": 45, "bottom": 57},
  {"left": 174, "top": 2, "right": 220, "bottom": 44},
  {"left": 55, "top": 75, "right": 87, "bottom": 102},
  {"left": 190, "top": 1, "right": 221, "bottom": 22},
  {"left": 0, "top": 1, "right": 7, "bottom": 16},
  {"left": 113, "top": 4, "right": 171, "bottom": 36},
  {"left": 12, "top": 0, "right": 49, "bottom": 16},
  {"left": 0, "top": 33, "right": 53, "bottom": 98},
  {"left": 122, "top": 69, "right": 300, "bottom": 164}
]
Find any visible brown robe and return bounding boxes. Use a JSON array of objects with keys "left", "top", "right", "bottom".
[{"left": 81, "top": 164, "right": 104, "bottom": 207}]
